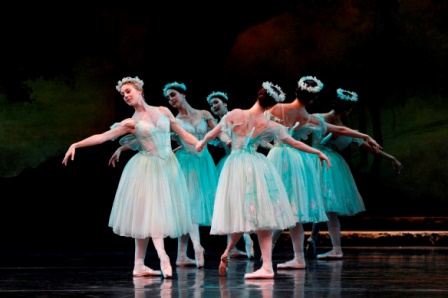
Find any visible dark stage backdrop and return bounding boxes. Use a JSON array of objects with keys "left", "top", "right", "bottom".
[{"left": 1, "top": 1, "right": 447, "bottom": 253}]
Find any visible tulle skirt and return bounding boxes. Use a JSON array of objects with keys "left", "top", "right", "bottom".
[
  {"left": 109, "top": 151, "right": 192, "bottom": 239},
  {"left": 267, "top": 144, "right": 328, "bottom": 223},
  {"left": 210, "top": 150, "right": 296, "bottom": 235},
  {"left": 175, "top": 148, "right": 218, "bottom": 226},
  {"left": 316, "top": 147, "right": 366, "bottom": 216}
]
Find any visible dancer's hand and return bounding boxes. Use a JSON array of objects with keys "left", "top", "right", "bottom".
[
  {"left": 365, "top": 136, "right": 382, "bottom": 153},
  {"left": 319, "top": 152, "right": 332, "bottom": 169},
  {"left": 62, "top": 144, "right": 76, "bottom": 166},
  {"left": 108, "top": 147, "right": 122, "bottom": 168},
  {"left": 196, "top": 140, "right": 205, "bottom": 152},
  {"left": 391, "top": 158, "right": 403, "bottom": 174}
]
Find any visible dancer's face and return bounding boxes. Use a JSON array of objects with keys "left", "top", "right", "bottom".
[
  {"left": 166, "top": 89, "right": 185, "bottom": 109},
  {"left": 209, "top": 98, "right": 228, "bottom": 117}
]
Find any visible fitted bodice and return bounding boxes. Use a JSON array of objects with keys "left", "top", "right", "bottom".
[
  {"left": 113, "top": 115, "right": 173, "bottom": 159},
  {"left": 220, "top": 115, "right": 288, "bottom": 154},
  {"left": 173, "top": 116, "right": 214, "bottom": 157}
]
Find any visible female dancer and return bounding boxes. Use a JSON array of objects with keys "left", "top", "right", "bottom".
[
  {"left": 207, "top": 90, "right": 254, "bottom": 259},
  {"left": 266, "top": 76, "right": 382, "bottom": 268},
  {"left": 196, "top": 81, "right": 331, "bottom": 279},
  {"left": 306, "top": 87, "right": 402, "bottom": 259},
  {"left": 63, "top": 76, "right": 198, "bottom": 278},
  {"left": 164, "top": 82, "right": 228, "bottom": 268}
]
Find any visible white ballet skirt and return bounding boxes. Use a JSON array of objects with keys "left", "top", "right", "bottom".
[
  {"left": 108, "top": 115, "right": 192, "bottom": 239},
  {"left": 171, "top": 116, "right": 219, "bottom": 226},
  {"left": 210, "top": 115, "right": 296, "bottom": 235},
  {"left": 267, "top": 121, "right": 328, "bottom": 224},
  {"left": 311, "top": 114, "right": 366, "bottom": 216}
]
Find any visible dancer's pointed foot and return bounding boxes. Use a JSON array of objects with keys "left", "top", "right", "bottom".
[
  {"left": 244, "top": 268, "right": 274, "bottom": 279},
  {"left": 176, "top": 254, "right": 196, "bottom": 267},
  {"left": 194, "top": 244, "right": 205, "bottom": 268},
  {"left": 317, "top": 250, "right": 343, "bottom": 259},
  {"left": 218, "top": 255, "right": 229, "bottom": 276},
  {"left": 305, "top": 238, "right": 317, "bottom": 259},
  {"left": 243, "top": 234, "right": 254, "bottom": 259},
  {"left": 160, "top": 255, "right": 172, "bottom": 278},
  {"left": 133, "top": 265, "right": 162, "bottom": 277},
  {"left": 229, "top": 248, "right": 247, "bottom": 258},
  {"left": 277, "top": 258, "right": 306, "bottom": 269}
]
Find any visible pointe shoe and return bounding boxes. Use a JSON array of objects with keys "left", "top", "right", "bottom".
[
  {"left": 218, "top": 255, "right": 229, "bottom": 276},
  {"left": 133, "top": 265, "right": 162, "bottom": 277},
  {"left": 229, "top": 248, "right": 247, "bottom": 258},
  {"left": 194, "top": 244, "right": 205, "bottom": 268},
  {"left": 176, "top": 254, "right": 196, "bottom": 267},
  {"left": 160, "top": 255, "right": 172, "bottom": 278},
  {"left": 317, "top": 250, "right": 343, "bottom": 259},
  {"left": 244, "top": 234, "right": 254, "bottom": 259},
  {"left": 277, "top": 259, "right": 306, "bottom": 269},
  {"left": 305, "top": 238, "right": 317, "bottom": 259},
  {"left": 244, "top": 268, "right": 274, "bottom": 279}
]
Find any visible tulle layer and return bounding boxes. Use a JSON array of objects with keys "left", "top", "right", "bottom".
[
  {"left": 316, "top": 147, "right": 366, "bottom": 216},
  {"left": 210, "top": 150, "right": 296, "bottom": 235},
  {"left": 267, "top": 145, "right": 328, "bottom": 223},
  {"left": 108, "top": 152, "right": 192, "bottom": 239},
  {"left": 175, "top": 147, "right": 218, "bottom": 226}
]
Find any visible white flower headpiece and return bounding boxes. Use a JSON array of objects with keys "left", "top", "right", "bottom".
[
  {"left": 116, "top": 76, "right": 144, "bottom": 92},
  {"left": 262, "top": 81, "right": 286, "bottom": 102},
  {"left": 336, "top": 88, "right": 358, "bottom": 102},
  {"left": 163, "top": 82, "right": 187, "bottom": 97},
  {"left": 206, "top": 91, "right": 228, "bottom": 104},
  {"left": 298, "top": 76, "right": 324, "bottom": 93}
]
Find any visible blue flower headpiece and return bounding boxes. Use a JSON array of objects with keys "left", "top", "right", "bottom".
[
  {"left": 336, "top": 88, "right": 358, "bottom": 102},
  {"left": 116, "top": 76, "right": 144, "bottom": 92},
  {"left": 298, "top": 76, "right": 324, "bottom": 93},
  {"left": 163, "top": 82, "right": 187, "bottom": 97},
  {"left": 206, "top": 91, "right": 228, "bottom": 104},
  {"left": 262, "top": 81, "right": 286, "bottom": 102}
]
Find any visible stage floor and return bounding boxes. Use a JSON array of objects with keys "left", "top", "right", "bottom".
[{"left": 1, "top": 246, "right": 447, "bottom": 297}]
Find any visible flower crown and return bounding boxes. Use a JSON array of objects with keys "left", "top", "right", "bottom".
[
  {"left": 206, "top": 91, "right": 228, "bottom": 104},
  {"left": 336, "top": 88, "right": 358, "bottom": 102},
  {"left": 163, "top": 82, "right": 187, "bottom": 97},
  {"left": 116, "top": 76, "right": 144, "bottom": 92},
  {"left": 298, "top": 76, "right": 324, "bottom": 93},
  {"left": 262, "top": 81, "right": 286, "bottom": 102}
]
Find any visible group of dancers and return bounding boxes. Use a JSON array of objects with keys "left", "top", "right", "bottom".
[{"left": 62, "top": 75, "right": 402, "bottom": 279}]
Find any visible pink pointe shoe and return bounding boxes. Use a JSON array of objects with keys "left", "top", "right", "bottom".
[
  {"left": 194, "top": 244, "right": 205, "bottom": 268},
  {"left": 317, "top": 250, "right": 343, "bottom": 260},
  {"left": 277, "top": 258, "right": 306, "bottom": 269},
  {"left": 244, "top": 268, "right": 274, "bottom": 279},
  {"left": 176, "top": 254, "right": 196, "bottom": 267},
  {"left": 133, "top": 265, "right": 162, "bottom": 277},
  {"left": 219, "top": 255, "right": 229, "bottom": 276},
  {"left": 160, "top": 255, "right": 172, "bottom": 278}
]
